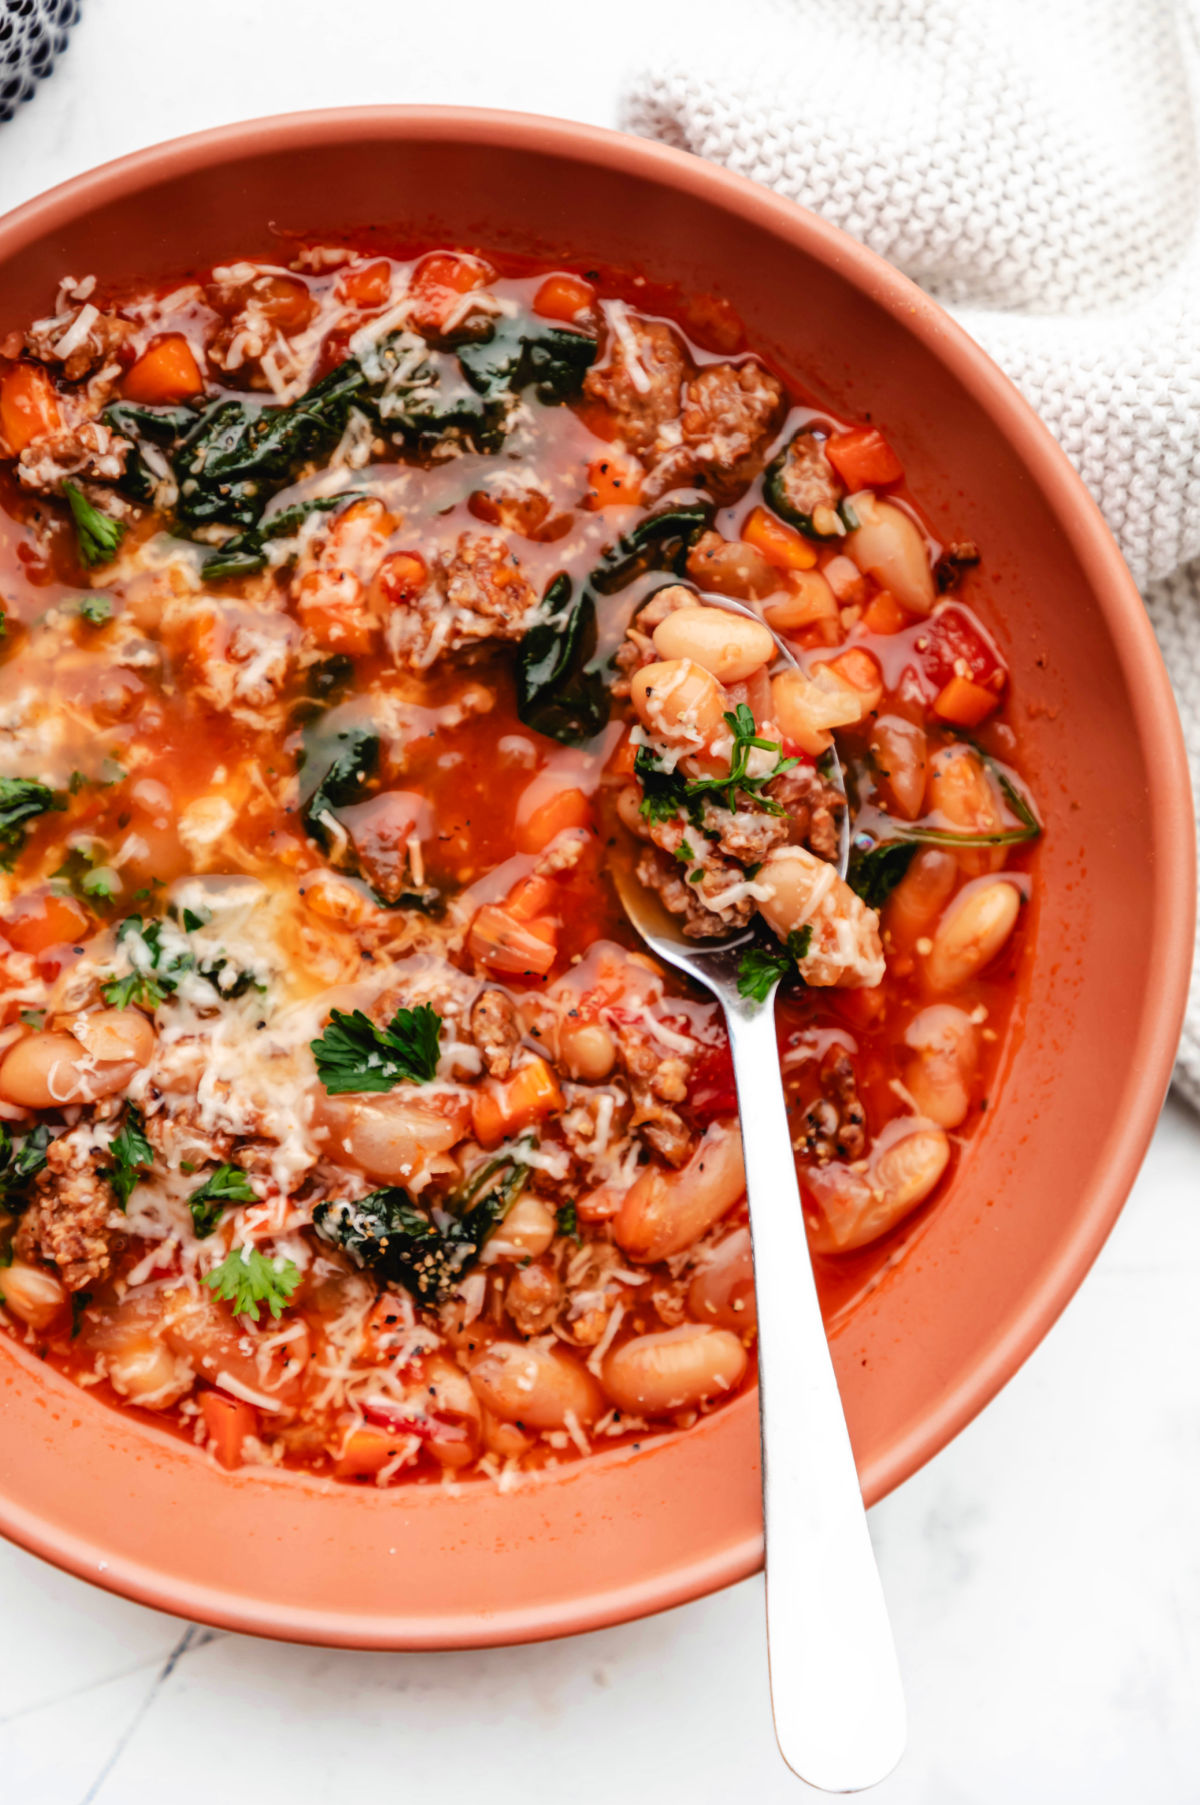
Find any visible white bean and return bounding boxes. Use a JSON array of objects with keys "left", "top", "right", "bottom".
[
  {"left": 903, "top": 1005, "right": 979, "bottom": 1128},
  {"left": 311, "top": 1089, "right": 470, "bottom": 1184},
  {"left": 652, "top": 606, "right": 775, "bottom": 684},
  {"left": 869, "top": 715, "right": 928, "bottom": 821},
  {"left": 602, "top": 1325, "right": 747, "bottom": 1416},
  {"left": 806, "top": 1122, "right": 950, "bottom": 1253},
  {"left": 68, "top": 1008, "right": 157, "bottom": 1065},
  {"left": 0, "top": 1031, "right": 139, "bottom": 1109},
  {"left": 763, "top": 569, "right": 837, "bottom": 632},
  {"left": 770, "top": 667, "right": 863, "bottom": 756},
  {"left": 687, "top": 1226, "right": 757, "bottom": 1333},
  {"left": 480, "top": 1192, "right": 556, "bottom": 1263},
  {"left": 106, "top": 1335, "right": 195, "bottom": 1409},
  {"left": 0, "top": 1260, "right": 67, "bottom": 1330},
  {"left": 630, "top": 659, "right": 728, "bottom": 755},
  {"left": 614, "top": 1120, "right": 745, "bottom": 1262},
  {"left": 844, "top": 494, "right": 935, "bottom": 615},
  {"left": 469, "top": 1341, "right": 604, "bottom": 1429},
  {"left": 559, "top": 1020, "right": 617, "bottom": 1081},
  {"left": 925, "top": 881, "right": 1021, "bottom": 992},
  {"left": 927, "top": 744, "right": 1006, "bottom": 877}
]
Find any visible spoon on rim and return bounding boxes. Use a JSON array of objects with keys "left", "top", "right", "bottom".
[{"left": 611, "top": 596, "right": 906, "bottom": 1793}]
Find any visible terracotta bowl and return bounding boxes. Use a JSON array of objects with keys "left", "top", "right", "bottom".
[{"left": 0, "top": 108, "right": 1192, "bottom": 1648}]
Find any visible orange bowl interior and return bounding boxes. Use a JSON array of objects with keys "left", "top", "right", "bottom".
[{"left": 0, "top": 108, "right": 1192, "bottom": 1648}]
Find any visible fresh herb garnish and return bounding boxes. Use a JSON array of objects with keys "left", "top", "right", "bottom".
[
  {"left": 64, "top": 483, "right": 126, "bottom": 567},
  {"left": 555, "top": 1201, "right": 580, "bottom": 1241},
  {"left": 636, "top": 706, "right": 797, "bottom": 825},
  {"left": 105, "top": 1106, "right": 154, "bottom": 1209},
  {"left": 203, "top": 1247, "right": 300, "bottom": 1322},
  {"left": 0, "top": 777, "right": 61, "bottom": 866},
  {"left": 188, "top": 1164, "right": 256, "bottom": 1239},
  {"left": 312, "top": 1146, "right": 530, "bottom": 1303},
  {"left": 76, "top": 593, "right": 113, "bottom": 625},
  {"left": 311, "top": 1003, "right": 442, "bottom": 1095},
  {"left": 736, "top": 926, "right": 814, "bottom": 1002}
]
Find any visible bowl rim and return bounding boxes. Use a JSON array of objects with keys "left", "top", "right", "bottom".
[{"left": 0, "top": 103, "right": 1193, "bottom": 1647}]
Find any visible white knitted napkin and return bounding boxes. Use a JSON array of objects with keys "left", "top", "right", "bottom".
[{"left": 623, "top": 0, "right": 1200, "bottom": 1106}]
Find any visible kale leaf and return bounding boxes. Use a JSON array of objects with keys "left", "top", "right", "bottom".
[
  {"left": 300, "top": 723, "right": 380, "bottom": 852},
  {"left": 312, "top": 1148, "right": 529, "bottom": 1304},
  {"left": 515, "top": 573, "right": 609, "bottom": 745},
  {"left": 846, "top": 838, "right": 920, "bottom": 909},
  {"left": 589, "top": 501, "right": 714, "bottom": 595},
  {"left": 0, "top": 1124, "right": 53, "bottom": 1209}
]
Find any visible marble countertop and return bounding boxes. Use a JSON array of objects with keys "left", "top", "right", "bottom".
[{"left": 1, "top": 5, "right": 1198, "bottom": 1799}]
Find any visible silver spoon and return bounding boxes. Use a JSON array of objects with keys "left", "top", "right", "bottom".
[{"left": 612, "top": 597, "right": 906, "bottom": 1792}]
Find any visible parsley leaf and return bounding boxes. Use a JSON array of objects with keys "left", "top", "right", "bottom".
[
  {"left": 101, "top": 915, "right": 193, "bottom": 1008},
  {"left": 634, "top": 745, "right": 689, "bottom": 824},
  {"left": 188, "top": 1163, "right": 257, "bottom": 1239},
  {"left": 204, "top": 1247, "right": 300, "bottom": 1322},
  {"left": 736, "top": 925, "right": 814, "bottom": 1002},
  {"left": 846, "top": 839, "right": 920, "bottom": 909},
  {"left": 0, "top": 778, "right": 61, "bottom": 866},
  {"left": 105, "top": 1106, "right": 154, "bottom": 1210},
  {"left": 555, "top": 1201, "right": 580, "bottom": 1241},
  {"left": 311, "top": 1003, "right": 442, "bottom": 1095},
  {"left": 64, "top": 483, "right": 126, "bottom": 567},
  {"left": 76, "top": 593, "right": 113, "bottom": 624}
]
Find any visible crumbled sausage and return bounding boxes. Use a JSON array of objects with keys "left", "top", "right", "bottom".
[
  {"left": 766, "top": 764, "right": 845, "bottom": 865},
  {"left": 470, "top": 987, "right": 521, "bottom": 1078},
  {"left": 635, "top": 844, "right": 757, "bottom": 940},
  {"left": 14, "top": 1128, "right": 125, "bottom": 1291},
  {"left": 25, "top": 306, "right": 133, "bottom": 382},
  {"left": 934, "top": 541, "right": 982, "bottom": 592},
  {"left": 505, "top": 1259, "right": 562, "bottom": 1336},
  {"left": 772, "top": 431, "right": 844, "bottom": 522},
  {"left": 387, "top": 532, "right": 540, "bottom": 670},
  {"left": 585, "top": 314, "right": 783, "bottom": 503}
]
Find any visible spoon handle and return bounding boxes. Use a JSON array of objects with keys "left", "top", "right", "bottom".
[{"left": 725, "top": 1001, "right": 907, "bottom": 1793}]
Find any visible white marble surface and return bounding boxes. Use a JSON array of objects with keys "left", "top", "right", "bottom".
[{"left": 1, "top": 4, "right": 1199, "bottom": 1799}]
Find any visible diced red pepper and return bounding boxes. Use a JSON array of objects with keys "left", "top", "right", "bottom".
[
  {"left": 825, "top": 426, "right": 904, "bottom": 491},
  {"left": 914, "top": 603, "right": 1007, "bottom": 695}
]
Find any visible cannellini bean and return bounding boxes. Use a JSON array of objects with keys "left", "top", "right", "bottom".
[
  {"left": 67, "top": 1008, "right": 157, "bottom": 1065},
  {"left": 482, "top": 1407, "right": 533, "bottom": 1459},
  {"left": 0, "top": 1030, "right": 140, "bottom": 1109},
  {"left": 106, "top": 1335, "right": 195, "bottom": 1409},
  {"left": 927, "top": 743, "right": 1006, "bottom": 877},
  {"left": 757, "top": 847, "right": 885, "bottom": 988},
  {"left": 614, "top": 1120, "right": 745, "bottom": 1262},
  {"left": 903, "top": 1005, "right": 979, "bottom": 1128},
  {"left": 844, "top": 494, "right": 935, "bottom": 616},
  {"left": 924, "top": 881, "right": 1021, "bottom": 992},
  {"left": 884, "top": 846, "right": 958, "bottom": 946},
  {"left": 559, "top": 1019, "right": 617, "bottom": 1081},
  {"left": 630, "top": 659, "right": 728, "bottom": 757},
  {"left": 806, "top": 1122, "right": 950, "bottom": 1253},
  {"left": 770, "top": 666, "right": 864, "bottom": 756},
  {"left": 469, "top": 1341, "right": 604, "bottom": 1429},
  {"left": 602, "top": 1325, "right": 748, "bottom": 1417},
  {"left": 651, "top": 605, "right": 775, "bottom": 684},
  {"left": 687, "top": 1226, "right": 757, "bottom": 1333},
  {"left": 423, "top": 1355, "right": 483, "bottom": 1468},
  {"left": 616, "top": 782, "right": 650, "bottom": 839},
  {"left": 763, "top": 568, "right": 838, "bottom": 632},
  {"left": 0, "top": 1260, "right": 67, "bottom": 1330},
  {"left": 869, "top": 715, "right": 928, "bottom": 821},
  {"left": 311, "top": 1088, "right": 471, "bottom": 1184},
  {"left": 480, "top": 1192, "right": 557, "bottom": 1263}
]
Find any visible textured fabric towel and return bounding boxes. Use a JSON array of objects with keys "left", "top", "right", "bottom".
[{"left": 623, "top": 0, "right": 1200, "bottom": 1106}]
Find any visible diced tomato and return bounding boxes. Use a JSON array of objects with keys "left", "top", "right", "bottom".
[
  {"left": 916, "top": 603, "right": 1006, "bottom": 694},
  {"left": 334, "top": 1423, "right": 409, "bottom": 1479},
  {"left": 825, "top": 426, "right": 904, "bottom": 490},
  {"left": 533, "top": 273, "right": 596, "bottom": 323},
  {"left": 688, "top": 1039, "right": 737, "bottom": 1121},
  {"left": 200, "top": 1391, "right": 257, "bottom": 1470},
  {"left": 336, "top": 259, "right": 393, "bottom": 308},
  {"left": 408, "top": 251, "right": 494, "bottom": 335},
  {"left": 4, "top": 891, "right": 90, "bottom": 954},
  {"left": 741, "top": 504, "right": 817, "bottom": 572},
  {"left": 122, "top": 334, "right": 204, "bottom": 404},
  {"left": 932, "top": 675, "right": 1000, "bottom": 728},
  {"left": 0, "top": 362, "right": 61, "bottom": 453}
]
